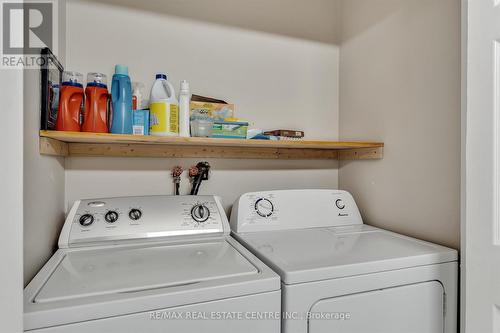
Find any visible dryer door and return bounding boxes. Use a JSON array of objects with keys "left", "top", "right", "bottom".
[{"left": 308, "top": 281, "right": 444, "bottom": 333}]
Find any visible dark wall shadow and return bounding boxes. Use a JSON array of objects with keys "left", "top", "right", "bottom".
[{"left": 83, "top": 0, "right": 341, "bottom": 45}]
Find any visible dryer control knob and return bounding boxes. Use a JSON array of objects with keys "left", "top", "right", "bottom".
[
  {"left": 335, "top": 199, "right": 346, "bottom": 210},
  {"left": 255, "top": 198, "right": 274, "bottom": 218},
  {"left": 191, "top": 204, "right": 210, "bottom": 223},
  {"left": 79, "top": 214, "right": 94, "bottom": 227}
]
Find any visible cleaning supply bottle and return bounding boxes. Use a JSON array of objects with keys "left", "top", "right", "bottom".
[
  {"left": 149, "top": 73, "right": 179, "bottom": 136},
  {"left": 82, "top": 72, "right": 110, "bottom": 133},
  {"left": 132, "top": 82, "right": 145, "bottom": 110},
  {"left": 178, "top": 80, "right": 191, "bottom": 137},
  {"left": 110, "top": 65, "right": 133, "bottom": 134},
  {"left": 55, "top": 71, "right": 84, "bottom": 131}
]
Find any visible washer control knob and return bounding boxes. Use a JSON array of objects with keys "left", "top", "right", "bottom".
[
  {"left": 79, "top": 214, "right": 94, "bottom": 227},
  {"left": 191, "top": 205, "right": 210, "bottom": 223},
  {"left": 255, "top": 198, "right": 274, "bottom": 218},
  {"left": 105, "top": 211, "right": 119, "bottom": 223},
  {"left": 335, "top": 199, "right": 345, "bottom": 210},
  {"left": 128, "top": 208, "right": 142, "bottom": 221}
]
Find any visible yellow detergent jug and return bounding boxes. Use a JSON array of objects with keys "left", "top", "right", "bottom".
[{"left": 149, "top": 73, "right": 179, "bottom": 136}]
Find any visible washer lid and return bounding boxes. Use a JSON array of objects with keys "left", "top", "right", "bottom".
[
  {"left": 34, "top": 240, "right": 257, "bottom": 303},
  {"left": 235, "top": 225, "right": 458, "bottom": 284}
]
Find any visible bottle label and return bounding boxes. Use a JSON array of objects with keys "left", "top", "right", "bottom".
[
  {"left": 149, "top": 102, "right": 179, "bottom": 134},
  {"left": 169, "top": 104, "right": 179, "bottom": 133}
]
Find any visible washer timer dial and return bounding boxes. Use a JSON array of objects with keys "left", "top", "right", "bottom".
[
  {"left": 191, "top": 204, "right": 210, "bottom": 223},
  {"left": 255, "top": 198, "right": 274, "bottom": 218}
]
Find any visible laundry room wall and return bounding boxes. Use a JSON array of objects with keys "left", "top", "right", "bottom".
[
  {"left": 23, "top": 1, "right": 67, "bottom": 285},
  {"left": 338, "top": 0, "right": 461, "bottom": 248},
  {"left": 63, "top": 0, "right": 341, "bottom": 213}
]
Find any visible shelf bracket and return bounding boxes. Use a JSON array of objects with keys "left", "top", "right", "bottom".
[
  {"left": 39, "top": 137, "right": 69, "bottom": 157},
  {"left": 338, "top": 147, "right": 383, "bottom": 160}
]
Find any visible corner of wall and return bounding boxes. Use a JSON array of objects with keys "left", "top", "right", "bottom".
[{"left": 22, "top": 0, "right": 68, "bottom": 286}]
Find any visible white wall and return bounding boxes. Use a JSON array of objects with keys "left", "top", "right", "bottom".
[
  {"left": 23, "top": 1, "right": 67, "bottom": 285},
  {"left": 338, "top": 0, "right": 461, "bottom": 249},
  {"left": 23, "top": 71, "right": 66, "bottom": 285},
  {"left": 64, "top": 0, "right": 340, "bottom": 212},
  {"left": 0, "top": 67, "right": 24, "bottom": 333}
]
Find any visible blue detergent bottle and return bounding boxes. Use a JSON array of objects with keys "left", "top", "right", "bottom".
[{"left": 110, "top": 64, "right": 133, "bottom": 134}]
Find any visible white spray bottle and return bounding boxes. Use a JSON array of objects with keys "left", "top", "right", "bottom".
[{"left": 178, "top": 80, "right": 191, "bottom": 137}]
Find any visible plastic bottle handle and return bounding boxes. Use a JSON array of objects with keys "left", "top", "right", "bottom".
[
  {"left": 76, "top": 91, "right": 85, "bottom": 126},
  {"left": 162, "top": 80, "right": 175, "bottom": 100},
  {"left": 91, "top": 91, "right": 100, "bottom": 127},
  {"left": 107, "top": 95, "right": 113, "bottom": 131},
  {"left": 116, "top": 80, "right": 121, "bottom": 101},
  {"left": 101, "top": 91, "right": 111, "bottom": 130}
]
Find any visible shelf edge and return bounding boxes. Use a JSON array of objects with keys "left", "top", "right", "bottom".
[{"left": 39, "top": 132, "right": 384, "bottom": 160}]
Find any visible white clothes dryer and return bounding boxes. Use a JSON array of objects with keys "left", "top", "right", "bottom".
[{"left": 230, "top": 189, "right": 458, "bottom": 333}]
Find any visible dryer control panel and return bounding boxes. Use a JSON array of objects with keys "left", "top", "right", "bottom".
[
  {"left": 59, "top": 195, "right": 229, "bottom": 248},
  {"left": 230, "top": 190, "right": 363, "bottom": 233}
]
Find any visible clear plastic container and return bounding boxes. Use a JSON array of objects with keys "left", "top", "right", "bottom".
[{"left": 190, "top": 119, "right": 213, "bottom": 137}]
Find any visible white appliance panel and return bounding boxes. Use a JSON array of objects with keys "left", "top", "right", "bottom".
[
  {"left": 27, "top": 291, "right": 280, "bottom": 333},
  {"left": 60, "top": 195, "right": 227, "bottom": 247},
  {"left": 308, "top": 281, "right": 444, "bottom": 333},
  {"left": 235, "top": 227, "right": 457, "bottom": 284},
  {"left": 230, "top": 189, "right": 362, "bottom": 233},
  {"left": 35, "top": 240, "right": 257, "bottom": 303}
]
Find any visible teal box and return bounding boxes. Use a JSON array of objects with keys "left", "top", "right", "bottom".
[
  {"left": 132, "top": 109, "right": 150, "bottom": 135},
  {"left": 211, "top": 121, "right": 248, "bottom": 139}
]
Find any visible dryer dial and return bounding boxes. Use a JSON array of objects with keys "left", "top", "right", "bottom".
[{"left": 255, "top": 198, "right": 274, "bottom": 218}]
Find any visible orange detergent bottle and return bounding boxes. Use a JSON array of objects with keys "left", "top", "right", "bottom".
[
  {"left": 55, "top": 71, "right": 84, "bottom": 131},
  {"left": 82, "top": 73, "right": 110, "bottom": 133}
]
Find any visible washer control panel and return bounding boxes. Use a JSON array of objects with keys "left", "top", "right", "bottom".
[
  {"left": 230, "top": 190, "right": 363, "bottom": 233},
  {"left": 60, "top": 195, "right": 228, "bottom": 248}
]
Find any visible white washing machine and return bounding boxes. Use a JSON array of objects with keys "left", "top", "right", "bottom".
[
  {"left": 24, "top": 195, "right": 280, "bottom": 332},
  {"left": 230, "top": 189, "right": 458, "bottom": 333}
]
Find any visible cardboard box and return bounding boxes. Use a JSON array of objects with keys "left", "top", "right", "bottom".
[
  {"left": 190, "top": 101, "right": 234, "bottom": 121},
  {"left": 132, "top": 109, "right": 150, "bottom": 135},
  {"left": 211, "top": 121, "right": 248, "bottom": 139}
]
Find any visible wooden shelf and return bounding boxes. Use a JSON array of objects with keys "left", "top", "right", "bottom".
[{"left": 39, "top": 131, "right": 384, "bottom": 160}]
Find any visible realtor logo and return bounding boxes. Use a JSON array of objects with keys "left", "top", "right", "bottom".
[
  {"left": 1, "top": 0, "right": 57, "bottom": 68},
  {"left": 2, "top": 2, "right": 52, "bottom": 54}
]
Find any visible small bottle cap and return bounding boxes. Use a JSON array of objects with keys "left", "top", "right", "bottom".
[
  {"left": 87, "top": 72, "right": 107, "bottom": 86},
  {"left": 156, "top": 73, "right": 167, "bottom": 80},
  {"left": 115, "top": 64, "right": 129, "bottom": 75},
  {"left": 180, "top": 80, "right": 189, "bottom": 91}
]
